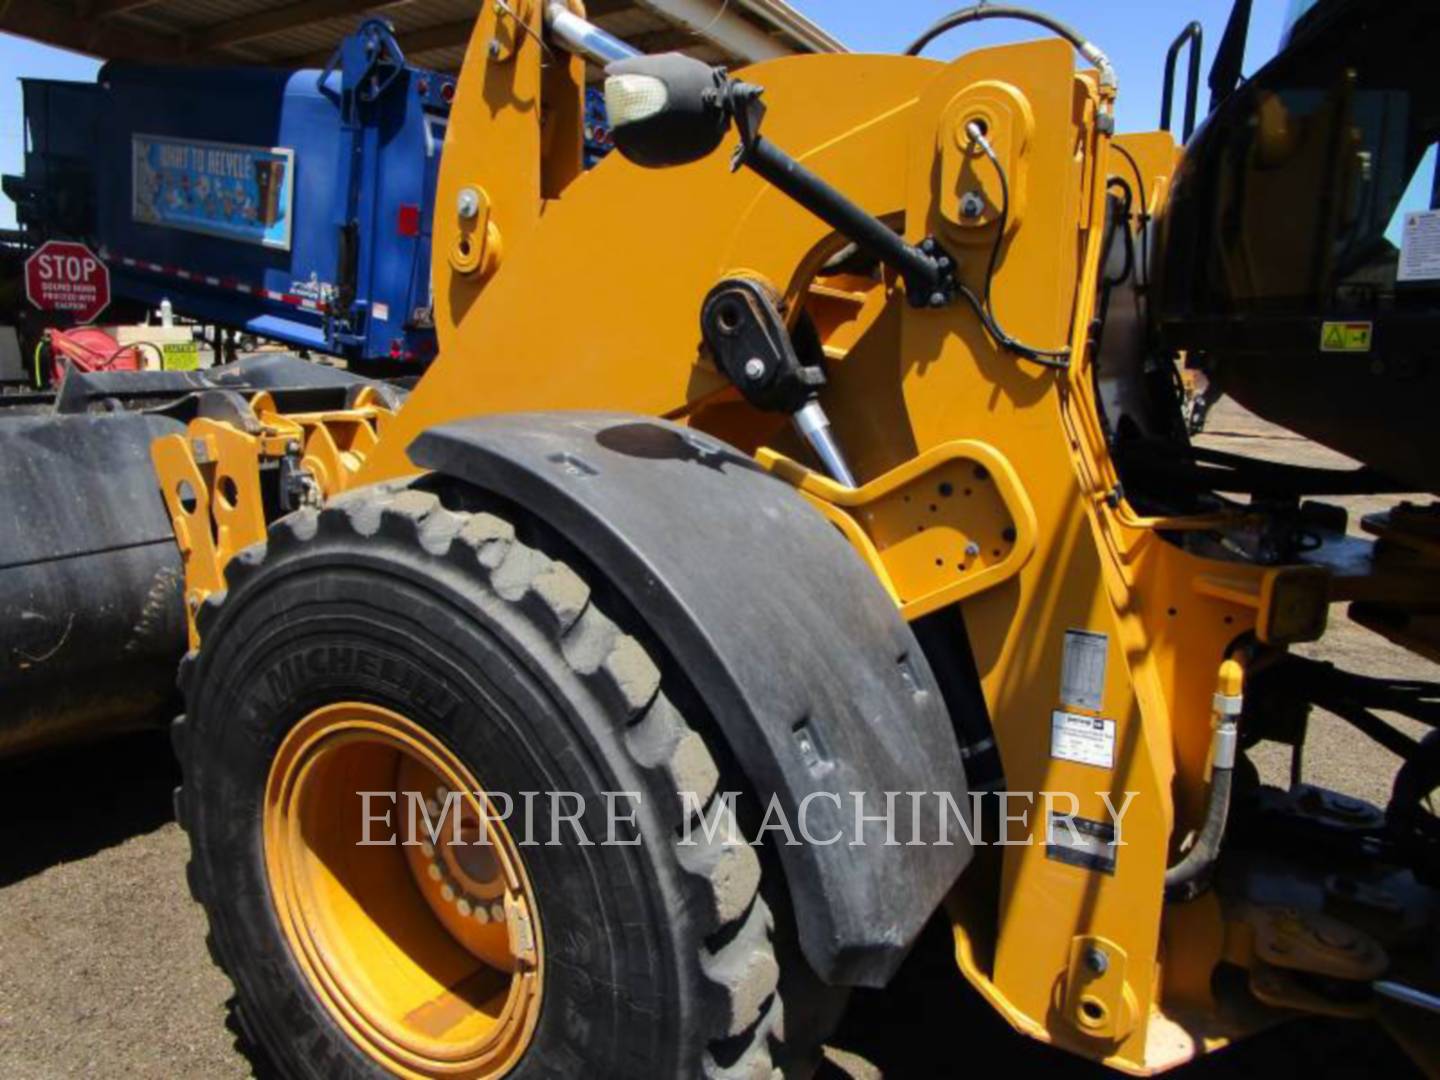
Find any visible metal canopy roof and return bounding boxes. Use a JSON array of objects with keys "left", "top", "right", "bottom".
[{"left": 0, "top": 0, "right": 843, "bottom": 74}]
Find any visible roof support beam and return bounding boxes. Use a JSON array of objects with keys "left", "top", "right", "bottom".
[
  {"left": 625, "top": 0, "right": 789, "bottom": 63},
  {"left": 0, "top": 0, "right": 177, "bottom": 61},
  {"left": 577, "top": 0, "right": 635, "bottom": 16},
  {"left": 287, "top": 17, "right": 474, "bottom": 69},
  {"left": 187, "top": 0, "right": 413, "bottom": 56},
  {"left": 76, "top": 0, "right": 165, "bottom": 19},
  {"left": 732, "top": 0, "right": 843, "bottom": 54}
]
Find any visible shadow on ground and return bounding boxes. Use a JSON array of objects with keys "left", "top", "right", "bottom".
[
  {"left": 0, "top": 731, "right": 1426, "bottom": 1078},
  {"left": 824, "top": 920, "right": 1423, "bottom": 1078},
  {"left": 0, "top": 728, "right": 283, "bottom": 1076},
  {"left": 0, "top": 728, "right": 178, "bottom": 887}
]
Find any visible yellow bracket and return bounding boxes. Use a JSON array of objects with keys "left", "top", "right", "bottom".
[
  {"left": 152, "top": 432, "right": 223, "bottom": 649},
  {"left": 1061, "top": 936, "right": 1137, "bottom": 1043},
  {"left": 151, "top": 396, "right": 397, "bottom": 648},
  {"left": 756, "top": 439, "right": 1037, "bottom": 621}
]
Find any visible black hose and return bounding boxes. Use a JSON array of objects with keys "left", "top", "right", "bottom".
[
  {"left": 1164, "top": 765, "right": 1233, "bottom": 900},
  {"left": 904, "top": 4, "right": 1116, "bottom": 95},
  {"left": 962, "top": 125, "right": 1071, "bottom": 367},
  {"left": 909, "top": 4, "right": 1084, "bottom": 56},
  {"left": 1110, "top": 142, "right": 1152, "bottom": 327}
]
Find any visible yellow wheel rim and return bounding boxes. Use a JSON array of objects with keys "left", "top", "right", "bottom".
[{"left": 264, "top": 702, "right": 542, "bottom": 1078}]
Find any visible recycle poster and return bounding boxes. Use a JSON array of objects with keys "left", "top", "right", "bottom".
[{"left": 132, "top": 134, "right": 294, "bottom": 250}]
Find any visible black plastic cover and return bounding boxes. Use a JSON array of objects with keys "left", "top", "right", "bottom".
[
  {"left": 604, "top": 53, "right": 730, "bottom": 168},
  {"left": 411, "top": 412, "right": 972, "bottom": 987}
]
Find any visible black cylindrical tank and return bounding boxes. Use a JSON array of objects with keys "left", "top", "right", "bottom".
[{"left": 0, "top": 410, "right": 186, "bottom": 758}]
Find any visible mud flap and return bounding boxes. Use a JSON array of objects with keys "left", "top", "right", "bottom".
[{"left": 410, "top": 411, "right": 973, "bottom": 987}]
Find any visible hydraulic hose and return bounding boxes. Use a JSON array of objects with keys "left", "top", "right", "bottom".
[
  {"left": 904, "top": 4, "right": 1118, "bottom": 98},
  {"left": 960, "top": 120, "right": 1070, "bottom": 367},
  {"left": 1165, "top": 659, "right": 1245, "bottom": 900},
  {"left": 1163, "top": 769, "right": 1233, "bottom": 901}
]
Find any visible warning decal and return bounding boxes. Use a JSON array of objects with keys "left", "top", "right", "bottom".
[
  {"left": 1399, "top": 209, "right": 1440, "bottom": 282},
  {"left": 1319, "top": 321, "right": 1372, "bottom": 353}
]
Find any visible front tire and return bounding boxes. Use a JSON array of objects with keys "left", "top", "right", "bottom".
[{"left": 172, "top": 479, "right": 819, "bottom": 1078}]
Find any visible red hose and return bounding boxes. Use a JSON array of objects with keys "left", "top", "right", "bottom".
[{"left": 45, "top": 326, "right": 140, "bottom": 384}]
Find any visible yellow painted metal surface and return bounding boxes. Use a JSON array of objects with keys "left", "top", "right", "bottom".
[
  {"left": 265, "top": 702, "right": 543, "bottom": 1078},
  {"left": 358, "top": 51, "right": 941, "bottom": 481},
  {"left": 364, "top": 35, "right": 1273, "bottom": 1070},
  {"left": 152, "top": 392, "right": 395, "bottom": 647},
  {"left": 757, "top": 439, "right": 1036, "bottom": 620},
  {"left": 169, "top": 23, "right": 1380, "bottom": 1075}
]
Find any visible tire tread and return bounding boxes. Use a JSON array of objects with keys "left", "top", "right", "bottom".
[{"left": 174, "top": 477, "right": 803, "bottom": 1076}]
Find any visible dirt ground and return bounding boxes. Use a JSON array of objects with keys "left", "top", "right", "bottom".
[{"left": 0, "top": 399, "right": 1432, "bottom": 1078}]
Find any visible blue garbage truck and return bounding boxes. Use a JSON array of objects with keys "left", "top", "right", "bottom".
[{"left": 4, "top": 21, "right": 455, "bottom": 370}]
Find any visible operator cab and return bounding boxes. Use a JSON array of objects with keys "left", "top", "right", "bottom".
[{"left": 1152, "top": 0, "right": 1439, "bottom": 491}]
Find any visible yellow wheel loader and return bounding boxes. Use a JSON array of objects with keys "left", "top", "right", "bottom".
[{"left": 5, "top": 0, "right": 1440, "bottom": 1075}]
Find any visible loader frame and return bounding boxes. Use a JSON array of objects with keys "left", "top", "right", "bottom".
[{"left": 151, "top": 1, "right": 1440, "bottom": 1074}]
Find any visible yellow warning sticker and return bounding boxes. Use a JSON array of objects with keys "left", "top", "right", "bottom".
[{"left": 1319, "top": 320, "right": 1372, "bottom": 353}]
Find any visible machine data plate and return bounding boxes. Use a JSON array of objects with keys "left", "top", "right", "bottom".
[{"left": 1050, "top": 710, "right": 1115, "bottom": 769}]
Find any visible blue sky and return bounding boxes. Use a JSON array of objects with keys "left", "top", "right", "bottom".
[
  {"left": 789, "top": 0, "right": 1292, "bottom": 136},
  {"left": 0, "top": 1, "right": 1428, "bottom": 233},
  {"left": 0, "top": 2, "right": 1293, "bottom": 228}
]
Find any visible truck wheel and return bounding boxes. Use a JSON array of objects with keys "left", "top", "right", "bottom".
[{"left": 172, "top": 478, "right": 837, "bottom": 1079}]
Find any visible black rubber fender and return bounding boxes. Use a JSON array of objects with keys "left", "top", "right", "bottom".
[{"left": 409, "top": 412, "right": 973, "bottom": 987}]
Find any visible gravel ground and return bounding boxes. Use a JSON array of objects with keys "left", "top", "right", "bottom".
[{"left": 0, "top": 399, "right": 1432, "bottom": 1078}]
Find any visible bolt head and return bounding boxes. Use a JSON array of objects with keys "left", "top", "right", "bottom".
[
  {"left": 456, "top": 187, "right": 481, "bottom": 220},
  {"left": 1085, "top": 946, "right": 1109, "bottom": 975},
  {"left": 929, "top": 291, "right": 947, "bottom": 308},
  {"left": 960, "top": 191, "right": 986, "bottom": 219},
  {"left": 743, "top": 358, "right": 767, "bottom": 381}
]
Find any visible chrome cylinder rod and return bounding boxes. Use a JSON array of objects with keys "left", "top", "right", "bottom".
[
  {"left": 1375, "top": 981, "right": 1440, "bottom": 1015},
  {"left": 544, "top": 3, "right": 642, "bottom": 65},
  {"left": 794, "top": 400, "right": 857, "bottom": 488}
]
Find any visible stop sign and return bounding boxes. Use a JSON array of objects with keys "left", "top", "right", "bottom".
[{"left": 24, "top": 241, "right": 111, "bottom": 324}]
